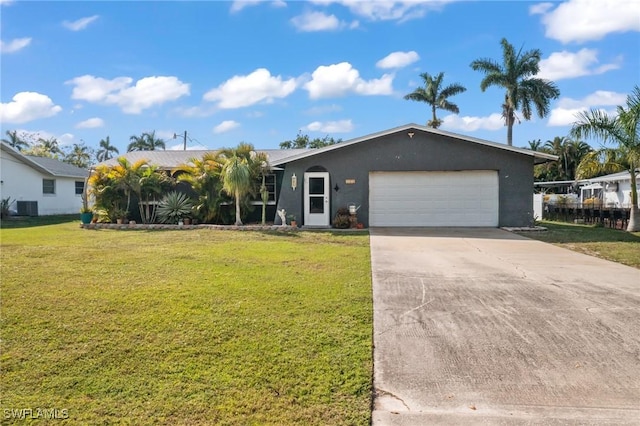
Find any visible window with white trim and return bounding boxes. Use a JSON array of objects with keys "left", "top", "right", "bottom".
[{"left": 75, "top": 181, "right": 85, "bottom": 195}]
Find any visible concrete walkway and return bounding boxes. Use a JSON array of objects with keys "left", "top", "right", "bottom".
[{"left": 370, "top": 228, "right": 640, "bottom": 425}]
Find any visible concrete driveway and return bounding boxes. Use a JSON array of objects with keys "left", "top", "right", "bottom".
[{"left": 370, "top": 228, "right": 640, "bottom": 425}]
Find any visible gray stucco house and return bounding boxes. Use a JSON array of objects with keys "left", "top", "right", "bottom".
[
  {"left": 272, "top": 124, "right": 555, "bottom": 228},
  {"left": 96, "top": 123, "right": 555, "bottom": 227}
]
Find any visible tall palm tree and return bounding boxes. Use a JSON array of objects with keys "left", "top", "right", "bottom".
[
  {"left": 470, "top": 38, "right": 560, "bottom": 146},
  {"left": 97, "top": 136, "right": 119, "bottom": 162},
  {"left": 143, "top": 130, "right": 166, "bottom": 151},
  {"left": 127, "top": 133, "right": 148, "bottom": 152},
  {"left": 526, "top": 139, "right": 542, "bottom": 151},
  {"left": 65, "top": 143, "right": 93, "bottom": 169},
  {"left": 571, "top": 86, "right": 640, "bottom": 231},
  {"left": 222, "top": 155, "right": 251, "bottom": 226},
  {"left": 2, "top": 130, "right": 28, "bottom": 151},
  {"left": 404, "top": 72, "right": 466, "bottom": 128},
  {"left": 218, "top": 142, "right": 270, "bottom": 225}
]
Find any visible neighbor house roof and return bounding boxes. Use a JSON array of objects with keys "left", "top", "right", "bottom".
[
  {"left": 587, "top": 169, "right": 639, "bottom": 183},
  {"left": 96, "top": 148, "right": 312, "bottom": 169},
  {"left": 269, "top": 123, "right": 559, "bottom": 166},
  {"left": 1, "top": 142, "right": 88, "bottom": 178}
]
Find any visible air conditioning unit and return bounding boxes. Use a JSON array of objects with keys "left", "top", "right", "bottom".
[{"left": 16, "top": 201, "right": 38, "bottom": 216}]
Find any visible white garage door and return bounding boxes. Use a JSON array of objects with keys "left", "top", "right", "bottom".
[{"left": 369, "top": 171, "right": 499, "bottom": 227}]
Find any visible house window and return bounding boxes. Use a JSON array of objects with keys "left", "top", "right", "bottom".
[
  {"left": 250, "top": 174, "right": 277, "bottom": 204},
  {"left": 263, "top": 174, "right": 276, "bottom": 202},
  {"left": 43, "top": 179, "right": 55, "bottom": 195},
  {"left": 75, "top": 181, "right": 85, "bottom": 195}
]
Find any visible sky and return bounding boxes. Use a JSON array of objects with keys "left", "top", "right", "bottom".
[{"left": 1, "top": 0, "right": 639, "bottom": 155}]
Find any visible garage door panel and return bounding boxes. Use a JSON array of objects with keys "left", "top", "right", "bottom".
[{"left": 369, "top": 171, "right": 499, "bottom": 227}]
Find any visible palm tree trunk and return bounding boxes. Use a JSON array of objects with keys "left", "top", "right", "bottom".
[
  {"left": 431, "top": 105, "right": 437, "bottom": 128},
  {"left": 627, "top": 169, "right": 639, "bottom": 232},
  {"left": 235, "top": 190, "right": 242, "bottom": 226},
  {"left": 506, "top": 111, "right": 514, "bottom": 146}
]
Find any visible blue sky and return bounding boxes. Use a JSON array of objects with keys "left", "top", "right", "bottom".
[{"left": 1, "top": 0, "right": 638, "bottom": 154}]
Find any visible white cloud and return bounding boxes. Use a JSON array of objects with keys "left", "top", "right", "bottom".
[
  {"left": 304, "top": 62, "right": 394, "bottom": 99},
  {"left": 529, "top": 2, "right": 553, "bottom": 15},
  {"left": 213, "top": 120, "right": 241, "bottom": 134},
  {"left": 376, "top": 51, "right": 419, "bottom": 69},
  {"left": 0, "top": 92, "right": 62, "bottom": 124},
  {"left": 538, "top": 48, "right": 622, "bottom": 80},
  {"left": 535, "top": 0, "right": 640, "bottom": 43},
  {"left": 75, "top": 117, "right": 104, "bottom": 128},
  {"left": 311, "top": 0, "right": 451, "bottom": 22},
  {"left": 63, "top": 15, "right": 99, "bottom": 31},
  {"left": 441, "top": 113, "right": 504, "bottom": 132},
  {"left": 230, "top": 0, "right": 286, "bottom": 13},
  {"left": 0, "top": 37, "right": 31, "bottom": 53},
  {"left": 0, "top": 0, "right": 15, "bottom": 5},
  {"left": 548, "top": 90, "right": 626, "bottom": 126},
  {"left": 304, "top": 119, "right": 353, "bottom": 133},
  {"left": 66, "top": 75, "right": 190, "bottom": 114},
  {"left": 291, "top": 11, "right": 356, "bottom": 32},
  {"left": 203, "top": 68, "right": 297, "bottom": 109}
]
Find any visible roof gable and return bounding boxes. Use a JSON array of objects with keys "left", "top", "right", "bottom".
[{"left": 269, "top": 123, "right": 558, "bottom": 166}]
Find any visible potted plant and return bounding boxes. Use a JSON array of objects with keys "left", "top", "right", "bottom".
[
  {"left": 79, "top": 193, "right": 93, "bottom": 224},
  {"left": 157, "top": 191, "right": 194, "bottom": 225},
  {"left": 287, "top": 214, "right": 297, "bottom": 228},
  {"left": 113, "top": 207, "right": 128, "bottom": 224}
]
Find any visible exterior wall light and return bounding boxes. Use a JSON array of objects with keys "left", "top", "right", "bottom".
[
  {"left": 291, "top": 173, "right": 297, "bottom": 191},
  {"left": 408, "top": 132, "right": 415, "bottom": 139}
]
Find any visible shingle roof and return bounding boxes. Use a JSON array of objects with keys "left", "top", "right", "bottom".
[
  {"left": 1, "top": 142, "right": 88, "bottom": 178},
  {"left": 26, "top": 156, "right": 88, "bottom": 178}
]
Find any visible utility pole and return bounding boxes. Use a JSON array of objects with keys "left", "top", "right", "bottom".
[{"left": 174, "top": 131, "right": 188, "bottom": 150}]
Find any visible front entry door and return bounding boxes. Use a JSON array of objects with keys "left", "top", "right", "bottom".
[{"left": 304, "top": 172, "right": 330, "bottom": 226}]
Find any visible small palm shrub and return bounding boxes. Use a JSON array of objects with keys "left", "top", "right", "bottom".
[{"left": 157, "top": 191, "right": 193, "bottom": 224}]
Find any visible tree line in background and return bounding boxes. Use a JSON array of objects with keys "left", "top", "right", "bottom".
[
  {"left": 1, "top": 127, "right": 337, "bottom": 168},
  {"left": 89, "top": 142, "right": 269, "bottom": 226}
]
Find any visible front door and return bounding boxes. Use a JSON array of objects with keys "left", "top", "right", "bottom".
[{"left": 304, "top": 172, "right": 330, "bottom": 226}]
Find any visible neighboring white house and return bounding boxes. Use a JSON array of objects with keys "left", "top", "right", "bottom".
[
  {"left": 1, "top": 142, "right": 89, "bottom": 215},
  {"left": 580, "top": 169, "right": 640, "bottom": 208}
]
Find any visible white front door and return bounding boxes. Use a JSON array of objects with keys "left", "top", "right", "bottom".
[{"left": 304, "top": 172, "right": 330, "bottom": 226}]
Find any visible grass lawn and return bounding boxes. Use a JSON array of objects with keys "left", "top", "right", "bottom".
[
  {"left": 1, "top": 218, "right": 373, "bottom": 425},
  {"left": 518, "top": 221, "right": 640, "bottom": 269}
]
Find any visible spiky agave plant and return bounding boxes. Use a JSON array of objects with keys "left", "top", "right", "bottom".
[{"left": 156, "top": 191, "right": 193, "bottom": 224}]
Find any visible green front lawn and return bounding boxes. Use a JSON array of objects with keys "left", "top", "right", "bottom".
[
  {"left": 1, "top": 220, "right": 373, "bottom": 425},
  {"left": 519, "top": 221, "right": 640, "bottom": 268}
]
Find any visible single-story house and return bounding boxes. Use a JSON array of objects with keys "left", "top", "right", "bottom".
[
  {"left": 0, "top": 142, "right": 89, "bottom": 216},
  {"left": 580, "top": 169, "right": 639, "bottom": 208},
  {"left": 96, "top": 124, "right": 556, "bottom": 227}
]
